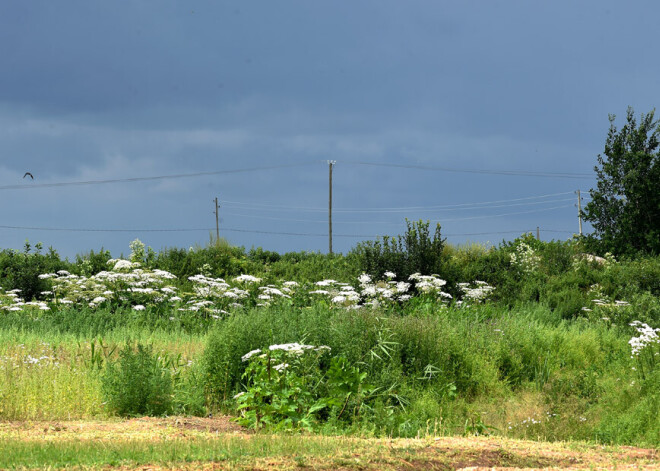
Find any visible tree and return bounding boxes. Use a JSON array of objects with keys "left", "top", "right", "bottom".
[{"left": 582, "top": 107, "right": 660, "bottom": 256}]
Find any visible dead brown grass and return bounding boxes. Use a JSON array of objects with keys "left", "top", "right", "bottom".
[{"left": 1, "top": 417, "right": 657, "bottom": 470}]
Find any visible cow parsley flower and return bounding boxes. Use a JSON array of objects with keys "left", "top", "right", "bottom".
[
  {"left": 316, "top": 279, "right": 337, "bottom": 287},
  {"left": 112, "top": 260, "right": 133, "bottom": 271},
  {"left": 242, "top": 349, "right": 262, "bottom": 362},
  {"left": 233, "top": 274, "right": 262, "bottom": 284}
]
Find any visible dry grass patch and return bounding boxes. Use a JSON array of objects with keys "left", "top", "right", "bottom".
[{"left": 0, "top": 417, "right": 657, "bottom": 470}]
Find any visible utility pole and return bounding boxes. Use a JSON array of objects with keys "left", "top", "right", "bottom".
[
  {"left": 213, "top": 197, "right": 220, "bottom": 242},
  {"left": 576, "top": 189, "right": 583, "bottom": 236},
  {"left": 328, "top": 160, "right": 336, "bottom": 254},
  {"left": 536, "top": 226, "right": 540, "bottom": 240}
]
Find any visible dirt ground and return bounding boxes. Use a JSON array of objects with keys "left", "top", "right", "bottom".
[
  {"left": 0, "top": 416, "right": 246, "bottom": 442},
  {"left": 0, "top": 416, "right": 657, "bottom": 470}
]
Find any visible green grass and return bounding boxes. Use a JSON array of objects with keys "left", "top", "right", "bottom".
[
  {"left": 0, "top": 301, "right": 656, "bottom": 446},
  {"left": 2, "top": 433, "right": 654, "bottom": 470}
]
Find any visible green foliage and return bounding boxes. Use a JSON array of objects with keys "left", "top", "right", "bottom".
[
  {"left": 234, "top": 345, "right": 372, "bottom": 431},
  {"left": 152, "top": 243, "right": 249, "bottom": 282},
  {"left": 263, "top": 251, "right": 361, "bottom": 284},
  {"left": 74, "top": 249, "right": 112, "bottom": 276},
  {"left": 101, "top": 342, "right": 173, "bottom": 417},
  {"left": 0, "top": 241, "right": 68, "bottom": 301},
  {"left": 352, "top": 219, "right": 447, "bottom": 282},
  {"left": 595, "top": 369, "right": 660, "bottom": 446},
  {"left": 583, "top": 107, "right": 660, "bottom": 256},
  {"left": 1, "top": 236, "right": 660, "bottom": 445}
]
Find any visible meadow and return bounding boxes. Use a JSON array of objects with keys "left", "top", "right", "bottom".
[{"left": 0, "top": 227, "right": 658, "bottom": 462}]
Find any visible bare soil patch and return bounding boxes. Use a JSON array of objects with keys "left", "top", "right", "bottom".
[
  {"left": 0, "top": 417, "right": 656, "bottom": 470},
  {"left": 0, "top": 415, "right": 246, "bottom": 442}
]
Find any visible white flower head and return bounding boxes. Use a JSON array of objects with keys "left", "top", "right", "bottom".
[
  {"left": 233, "top": 274, "right": 262, "bottom": 284},
  {"left": 112, "top": 260, "right": 133, "bottom": 271},
  {"left": 241, "top": 349, "right": 262, "bottom": 362}
]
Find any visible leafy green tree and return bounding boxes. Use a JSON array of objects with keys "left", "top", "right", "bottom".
[{"left": 582, "top": 107, "right": 660, "bottom": 256}]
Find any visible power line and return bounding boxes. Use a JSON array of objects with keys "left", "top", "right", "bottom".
[
  {"left": 0, "top": 203, "right": 575, "bottom": 234},
  {"left": 432, "top": 204, "right": 574, "bottom": 222},
  {"left": 0, "top": 223, "right": 574, "bottom": 239},
  {"left": 222, "top": 211, "right": 388, "bottom": 225},
  {"left": 0, "top": 160, "right": 596, "bottom": 193},
  {"left": 0, "top": 225, "right": 208, "bottom": 233},
  {"left": 0, "top": 223, "right": 373, "bottom": 238},
  {"left": 346, "top": 161, "right": 594, "bottom": 179},
  {"left": 222, "top": 228, "right": 373, "bottom": 238},
  {"left": 220, "top": 190, "right": 584, "bottom": 213},
  {"left": 0, "top": 163, "right": 317, "bottom": 191},
  {"left": 223, "top": 196, "right": 577, "bottom": 216}
]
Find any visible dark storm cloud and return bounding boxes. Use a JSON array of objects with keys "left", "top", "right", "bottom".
[{"left": 0, "top": 0, "right": 657, "bottom": 257}]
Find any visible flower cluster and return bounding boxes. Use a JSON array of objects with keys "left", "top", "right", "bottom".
[
  {"left": 241, "top": 343, "right": 331, "bottom": 363},
  {"left": 24, "top": 263, "right": 495, "bottom": 318},
  {"left": 0, "top": 342, "right": 59, "bottom": 371},
  {"left": 457, "top": 281, "right": 495, "bottom": 305},
  {"left": 510, "top": 242, "right": 540, "bottom": 273},
  {"left": 38, "top": 264, "right": 179, "bottom": 310},
  {"left": 309, "top": 272, "right": 452, "bottom": 308},
  {"left": 0, "top": 288, "right": 50, "bottom": 313},
  {"left": 629, "top": 321, "right": 660, "bottom": 358},
  {"left": 581, "top": 285, "right": 631, "bottom": 317}
]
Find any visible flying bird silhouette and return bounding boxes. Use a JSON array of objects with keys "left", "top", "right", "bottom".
[{"left": 23, "top": 172, "right": 33, "bottom": 179}]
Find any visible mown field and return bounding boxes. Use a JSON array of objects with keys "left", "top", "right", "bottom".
[{"left": 0, "top": 229, "right": 658, "bottom": 468}]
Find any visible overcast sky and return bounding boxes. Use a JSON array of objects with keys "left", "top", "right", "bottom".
[{"left": 0, "top": 1, "right": 657, "bottom": 259}]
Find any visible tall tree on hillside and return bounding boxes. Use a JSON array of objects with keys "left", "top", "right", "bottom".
[{"left": 582, "top": 107, "right": 660, "bottom": 256}]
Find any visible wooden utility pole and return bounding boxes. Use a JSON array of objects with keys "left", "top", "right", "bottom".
[
  {"left": 328, "top": 160, "right": 335, "bottom": 254},
  {"left": 576, "top": 189, "right": 583, "bottom": 236},
  {"left": 536, "top": 226, "right": 540, "bottom": 240},
  {"left": 214, "top": 197, "right": 220, "bottom": 242}
]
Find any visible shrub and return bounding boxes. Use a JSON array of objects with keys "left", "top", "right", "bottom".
[
  {"left": 74, "top": 248, "right": 112, "bottom": 276},
  {"left": 101, "top": 342, "right": 173, "bottom": 417},
  {"left": 352, "top": 219, "right": 448, "bottom": 283},
  {"left": 0, "top": 241, "right": 69, "bottom": 301}
]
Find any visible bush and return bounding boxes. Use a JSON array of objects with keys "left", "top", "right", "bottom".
[
  {"left": 0, "top": 241, "right": 69, "bottom": 301},
  {"left": 152, "top": 242, "right": 249, "bottom": 282},
  {"left": 73, "top": 248, "right": 112, "bottom": 276},
  {"left": 352, "top": 220, "right": 448, "bottom": 283},
  {"left": 101, "top": 342, "right": 173, "bottom": 417}
]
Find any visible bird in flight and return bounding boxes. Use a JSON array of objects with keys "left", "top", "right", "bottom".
[{"left": 23, "top": 172, "right": 33, "bottom": 179}]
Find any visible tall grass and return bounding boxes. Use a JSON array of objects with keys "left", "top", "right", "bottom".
[{"left": 0, "top": 235, "right": 658, "bottom": 446}]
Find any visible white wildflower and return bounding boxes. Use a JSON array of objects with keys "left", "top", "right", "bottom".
[
  {"left": 241, "top": 349, "right": 262, "bottom": 362},
  {"left": 316, "top": 279, "right": 337, "bottom": 287},
  {"left": 233, "top": 274, "right": 262, "bottom": 284}
]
